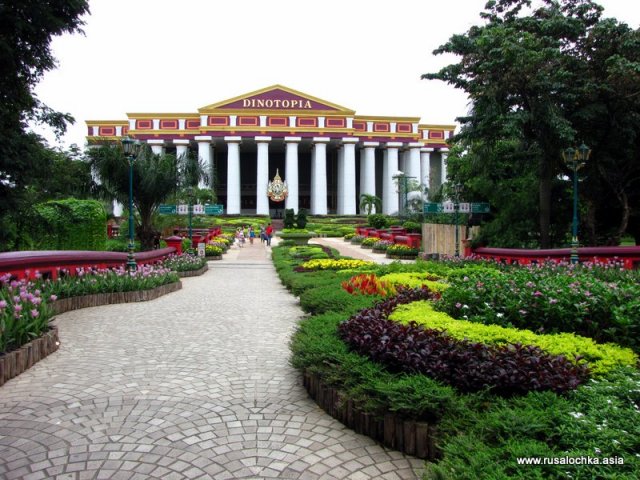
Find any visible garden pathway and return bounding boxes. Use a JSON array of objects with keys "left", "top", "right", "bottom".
[{"left": 0, "top": 240, "right": 424, "bottom": 480}]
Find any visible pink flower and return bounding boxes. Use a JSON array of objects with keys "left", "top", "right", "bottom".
[
  {"left": 549, "top": 298, "right": 558, "bottom": 304},
  {"left": 49, "top": 295, "right": 58, "bottom": 302},
  {"left": 0, "top": 300, "right": 7, "bottom": 309},
  {"left": 533, "top": 291, "right": 543, "bottom": 297},
  {"left": 14, "top": 304, "right": 22, "bottom": 313},
  {"left": 30, "top": 309, "right": 39, "bottom": 318}
]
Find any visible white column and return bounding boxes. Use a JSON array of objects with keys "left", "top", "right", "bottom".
[
  {"left": 383, "top": 142, "right": 401, "bottom": 215},
  {"left": 341, "top": 138, "right": 358, "bottom": 215},
  {"left": 285, "top": 136, "right": 301, "bottom": 213},
  {"left": 360, "top": 142, "right": 378, "bottom": 214},
  {"left": 421, "top": 148, "right": 433, "bottom": 200},
  {"left": 147, "top": 139, "right": 165, "bottom": 155},
  {"left": 195, "top": 136, "right": 213, "bottom": 189},
  {"left": 336, "top": 146, "right": 344, "bottom": 214},
  {"left": 255, "top": 136, "right": 271, "bottom": 215},
  {"left": 407, "top": 143, "right": 422, "bottom": 181},
  {"left": 174, "top": 139, "right": 190, "bottom": 160},
  {"left": 440, "top": 148, "right": 449, "bottom": 186},
  {"left": 311, "top": 137, "right": 329, "bottom": 215},
  {"left": 225, "top": 136, "right": 242, "bottom": 214},
  {"left": 399, "top": 149, "right": 408, "bottom": 174}
]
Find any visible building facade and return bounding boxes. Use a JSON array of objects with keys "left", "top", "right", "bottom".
[{"left": 86, "top": 85, "right": 454, "bottom": 215}]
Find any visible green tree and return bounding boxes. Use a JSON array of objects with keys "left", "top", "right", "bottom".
[
  {"left": 359, "top": 193, "right": 382, "bottom": 215},
  {"left": 424, "top": 0, "right": 603, "bottom": 247},
  {"left": 0, "top": 1, "right": 89, "bottom": 221}
]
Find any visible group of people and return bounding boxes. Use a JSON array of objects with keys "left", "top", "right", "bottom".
[{"left": 235, "top": 224, "right": 273, "bottom": 247}]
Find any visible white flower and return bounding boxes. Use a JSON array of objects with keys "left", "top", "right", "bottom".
[
  {"left": 569, "top": 412, "right": 584, "bottom": 419},
  {"left": 594, "top": 448, "right": 601, "bottom": 455}
]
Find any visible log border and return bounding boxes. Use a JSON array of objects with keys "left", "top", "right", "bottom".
[
  {"left": 302, "top": 370, "right": 437, "bottom": 460},
  {"left": 0, "top": 327, "right": 60, "bottom": 387}
]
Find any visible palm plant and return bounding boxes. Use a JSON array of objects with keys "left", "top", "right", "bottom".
[
  {"left": 359, "top": 193, "right": 382, "bottom": 215},
  {"left": 89, "top": 144, "right": 184, "bottom": 250}
]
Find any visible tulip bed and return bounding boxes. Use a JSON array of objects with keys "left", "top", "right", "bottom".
[
  {"left": 0, "top": 253, "right": 207, "bottom": 355},
  {"left": 274, "top": 245, "right": 640, "bottom": 479}
]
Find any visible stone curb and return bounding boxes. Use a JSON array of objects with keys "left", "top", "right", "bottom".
[{"left": 177, "top": 264, "right": 209, "bottom": 277}]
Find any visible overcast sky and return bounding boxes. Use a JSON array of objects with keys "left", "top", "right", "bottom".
[{"left": 33, "top": 0, "right": 640, "bottom": 150}]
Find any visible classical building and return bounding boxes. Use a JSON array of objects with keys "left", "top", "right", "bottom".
[{"left": 86, "top": 85, "right": 454, "bottom": 215}]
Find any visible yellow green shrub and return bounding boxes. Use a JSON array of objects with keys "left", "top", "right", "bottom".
[
  {"left": 379, "top": 272, "right": 449, "bottom": 293},
  {"left": 300, "top": 258, "right": 375, "bottom": 271},
  {"left": 389, "top": 301, "right": 638, "bottom": 376}
]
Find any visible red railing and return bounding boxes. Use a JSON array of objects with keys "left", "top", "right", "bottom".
[
  {"left": 0, "top": 247, "right": 177, "bottom": 281},
  {"left": 470, "top": 246, "right": 640, "bottom": 270}
]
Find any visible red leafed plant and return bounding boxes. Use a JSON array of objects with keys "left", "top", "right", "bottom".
[{"left": 342, "top": 273, "right": 397, "bottom": 297}]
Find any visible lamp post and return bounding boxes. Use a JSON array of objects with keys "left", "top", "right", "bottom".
[
  {"left": 187, "top": 186, "right": 194, "bottom": 247},
  {"left": 562, "top": 144, "right": 590, "bottom": 264},
  {"left": 452, "top": 183, "right": 463, "bottom": 257},
  {"left": 121, "top": 137, "right": 139, "bottom": 271}
]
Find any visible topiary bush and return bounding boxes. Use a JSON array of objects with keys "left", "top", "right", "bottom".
[
  {"left": 367, "top": 213, "right": 388, "bottom": 229},
  {"left": 284, "top": 208, "right": 296, "bottom": 228},
  {"left": 299, "top": 284, "right": 380, "bottom": 315},
  {"left": 296, "top": 208, "right": 308, "bottom": 229}
]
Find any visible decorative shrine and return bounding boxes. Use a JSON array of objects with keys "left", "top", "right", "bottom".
[{"left": 267, "top": 169, "right": 288, "bottom": 202}]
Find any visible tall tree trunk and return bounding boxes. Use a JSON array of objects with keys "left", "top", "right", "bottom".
[
  {"left": 538, "top": 157, "right": 552, "bottom": 248},
  {"left": 614, "top": 190, "right": 630, "bottom": 245}
]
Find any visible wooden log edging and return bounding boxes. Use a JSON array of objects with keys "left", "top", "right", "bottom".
[
  {"left": 178, "top": 264, "right": 209, "bottom": 277},
  {"left": 302, "top": 370, "right": 438, "bottom": 460},
  {"left": 50, "top": 281, "right": 183, "bottom": 315},
  {"left": 0, "top": 327, "right": 59, "bottom": 387}
]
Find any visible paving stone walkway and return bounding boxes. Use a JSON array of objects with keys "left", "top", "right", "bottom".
[{"left": 0, "top": 240, "right": 424, "bottom": 480}]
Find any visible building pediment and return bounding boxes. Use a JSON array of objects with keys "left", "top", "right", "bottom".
[{"left": 198, "top": 85, "right": 355, "bottom": 115}]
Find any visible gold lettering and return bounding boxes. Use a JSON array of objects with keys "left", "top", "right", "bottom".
[
  {"left": 256, "top": 99, "right": 265, "bottom": 108},
  {"left": 282, "top": 100, "right": 290, "bottom": 108},
  {"left": 291, "top": 100, "right": 299, "bottom": 108},
  {"left": 243, "top": 99, "right": 251, "bottom": 107},
  {"left": 273, "top": 99, "right": 281, "bottom": 108},
  {"left": 265, "top": 99, "right": 273, "bottom": 107},
  {"left": 304, "top": 100, "right": 311, "bottom": 108},
  {"left": 243, "top": 97, "right": 314, "bottom": 109}
]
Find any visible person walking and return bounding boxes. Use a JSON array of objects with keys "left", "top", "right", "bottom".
[
  {"left": 259, "top": 225, "right": 266, "bottom": 244},
  {"left": 265, "top": 223, "right": 273, "bottom": 247},
  {"left": 236, "top": 227, "right": 245, "bottom": 248},
  {"left": 248, "top": 226, "right": 255, "bottom": 245}
]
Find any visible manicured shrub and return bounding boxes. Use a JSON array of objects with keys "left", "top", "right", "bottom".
[
  {"left": 390, "top": 301, "right": 637, "bottom": 375},
  {"left": 379, "top": 272, "right": 449, "bottom": 293},
  {"left": 299, "top": 284, "right": 379, "bottom": 315},
  {"left": 300, "top": 258, "right": 374, "bottom": 271},
  {"left": 284, "top": 208, "right": 296, "bottom": 228},
  {"left": 402, "top": 220, "right": 421, "bottom": 233},
  {"left": 386, "top": 244, "right": 419, "bottom": 256},
  {"left": 296, "top": 208, "right": 308, "bottom": 229},
  {"left": 343, "top": 233, "right": 355, "bottom": 240},
  {"left": 367, "top": 213, "right": 388, "bottom": 229}
]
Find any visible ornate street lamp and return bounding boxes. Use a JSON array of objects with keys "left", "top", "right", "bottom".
[
  {"left": 121, "top": 136, "right": 140, "bottom": 270},
  {"left": 562, "top": 144, "right": 590, "bottom": 264},
  {"left": 187, "top": 186, "right": 194, "bottom": 247},
  {"left": 452, "top": 183, "right": 463, "bottom": 257}
]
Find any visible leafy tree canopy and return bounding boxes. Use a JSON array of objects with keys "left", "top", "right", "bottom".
[
  {"left": 0, "top": 0, "right": 90, "bottom": 226},
  {"left": 424, "top": 0, "right": 640, "bottom": 247}
]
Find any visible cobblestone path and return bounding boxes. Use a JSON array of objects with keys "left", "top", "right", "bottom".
[{"left": 0, "top": 242, "right": 424, "bottom": 479}]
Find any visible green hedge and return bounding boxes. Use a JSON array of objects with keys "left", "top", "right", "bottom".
[{"left": 33, "top": 199, "right": 107, "bottom": 251}]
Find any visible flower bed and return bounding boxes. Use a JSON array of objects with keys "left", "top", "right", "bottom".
[
  {"left": 390, "top": 300, "right": 637, "bottom": 376},
  {"left": 339, "top": 289, "right": 589, "bottom": 395},
  {"left": 386, "top": 244, "right": 419, "bottom": 258},
  {"left": 300, "top": 258, "right": 374, "bottom": 271},
  {"left": 278, "top": 248, "right": 640, "bottom": 476}
]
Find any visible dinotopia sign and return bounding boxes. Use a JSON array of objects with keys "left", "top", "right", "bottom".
[{"left": 242, "top": 98, "right": 312, "bottom": 109}]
